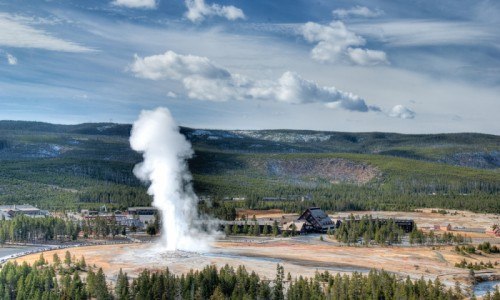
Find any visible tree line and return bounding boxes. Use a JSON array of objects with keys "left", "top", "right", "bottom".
[
  {"left": 1, "top": 254, "right": 492, "bottom": 299},
  {"left": 408, "top": 229, "right": 470, "bottom": 246},
  {"left": 328, "top": 214, "right": 471, "bottom": 246},
  {"left": 0, "top": 215, "right": 79, "bottom": 245},
  {"left": 332, "top": 215, "right": 405, "bottom": 245}
]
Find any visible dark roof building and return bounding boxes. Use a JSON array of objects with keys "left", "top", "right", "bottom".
[
  {"left": 127, "top": 207, "right": 158, "bottom": 215},
  {"left": 297, "top": 207, "right": 335, "bottom": 233}
]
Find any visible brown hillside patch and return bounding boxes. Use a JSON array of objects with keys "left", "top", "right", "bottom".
[{"left": 254, "top": 157, "right": 380, "bottom": 184}]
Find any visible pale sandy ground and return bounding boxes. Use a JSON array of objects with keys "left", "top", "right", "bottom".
[
  {"left": 15, "top": 236, "right": 499, "bottom": 292},
  {"left": 335, "top": 208, "right": 499, "bottom": 230},
  {"left": 12, "top": 209, "right": 500, "bottom": 297}
]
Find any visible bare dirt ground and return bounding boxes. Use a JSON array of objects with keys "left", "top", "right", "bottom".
[
  {"left": 335, "top": 209, "right": 499, "bottom": 241},
  {"left": 15, "top": 236, "right": 499, "bottom": 291},
  {"left": 336, "top": 208, "right": 499, "bottom": 229},
  {"left": 12, "top": 209, "right": 500, "bottom": 296}
]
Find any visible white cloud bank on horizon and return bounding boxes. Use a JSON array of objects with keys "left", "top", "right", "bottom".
[
  {"left": 185, "top": 0, "right": 245, "bottom": 22},
  {"left": 6, "top": 53, "right": 17, "bottom": 65},
  {"left": 130, "top": 50, "right": 376, "bottom": 112},
  {"left": 0, "top": 13, "right": 93, "bottom": 52},
  {"left": 112, "top": 0, "right": 157, "bottom": 9},
  {"left": 300, "top": 21, "right": 388, "bottom": 65},
  {"left": 389, "top": 105, "right": 416, "bottom": 119},
  {"left": 332, "top": 6, "right": 383, "bottom": 19}
]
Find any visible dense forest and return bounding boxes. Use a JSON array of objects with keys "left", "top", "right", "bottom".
[
  {"left": 0, "top": 253, "right": 491, "bottom": 300},
  {"left": 332, "top": 215, "right": 404, "bottom": 245},
  {"left": 0, "top": 215, "right": 79, "bottom": 244},
  {"left": 0, "top": 121, "right": 498, "bottom": 214},
  {"left": 330, "top": 215, "right": 471, "bottom": 246}
]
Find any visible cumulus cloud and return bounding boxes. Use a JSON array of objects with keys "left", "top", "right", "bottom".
[
  {"left": 0, "top": 13, "right": 93, "bottom": 52},
  {"left": 389, "top": 105, "right": 416, "bottom": 119},
  {"left": 6, "top": 53, "right": 17, "bottom": 65},
  {"left": 346, "top": 48, "right": 388, "bottom": 66},
  {"left": 167, "top": 91, "right": 177, "bottom": 98},
  {"left": 185, "top": 0, "right": 245, "bottom": 22},
  {"left": 112, "top": 0, "right": 157, "bottom": 9},
  {"left": 131, "top": 50, "right": 372, "bottom": 112},
  {"left": 300, "top": 21, "right": 388, "bottom": 65},
  {"left": 332, "top": 6, "right": 383, "bottom": 19}
]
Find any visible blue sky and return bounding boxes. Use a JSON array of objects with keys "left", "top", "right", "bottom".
[{"left": 0, "top": 0, "right": 499, "bottom": 134}]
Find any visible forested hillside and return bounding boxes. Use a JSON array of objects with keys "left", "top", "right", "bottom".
[{"left": 0, "top": 121, "right": 498, "bottom": 213}]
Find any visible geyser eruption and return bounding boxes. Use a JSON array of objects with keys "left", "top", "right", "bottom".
[{"left": 130, "top": 107, "right": 210, "bottom": 252}]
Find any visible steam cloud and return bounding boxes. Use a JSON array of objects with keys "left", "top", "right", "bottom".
[{"left": 130, "top": 107, "right": 210, "bottom": 252}]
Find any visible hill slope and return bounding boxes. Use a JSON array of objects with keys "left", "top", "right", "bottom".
[{"left": 0, "top": 121, "right": 498, "bottom": 213}]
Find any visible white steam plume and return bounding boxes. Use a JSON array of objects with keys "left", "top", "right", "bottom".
[{"left": 130, "top": 107, "right": 210, "bottom": 252}]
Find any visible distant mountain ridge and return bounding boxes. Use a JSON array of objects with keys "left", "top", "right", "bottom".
[
  {"left": 0, "top": 120, "right": 498, "bottom": 213},
  {"left": 1, "top": 120, "right": 498, "bottom": 169}
]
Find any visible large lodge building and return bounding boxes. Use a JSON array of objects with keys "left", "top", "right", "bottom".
[{"left": 225, "top": 207, "right": 415, "bottom": 235}]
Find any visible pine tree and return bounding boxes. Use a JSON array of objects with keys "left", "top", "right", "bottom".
[
  {"left": 262, "top": 224, "right": 269, "bottom": 235},
  {"left": 52, "top": 253, "right": 61, "bottom": 267},
  {"left": 64, "top": 251, "right": 71, "bottom": 266},
  {"left": 232, "top": 224, "right": 239, "bottom": 235},
  {"left": 79, "top": 256, "right": 86, "bottom": 269},
  {"left": 115, "top": 268, "right": 129, "bottom": 300},
  {"left": 86, "top": 268, "right": 97, "bottom": 297},
  {"left": 272, "top": 220, "right": 279, "bottom": 237},
  {"left": 273, "top": 264, "right": 284, "bottom": 300},
  {"left": 210, "top": 286, "right": 225, "bottom": 300},
  {"left": 95, "top": 268, "right": 111, "bottom": 300}
]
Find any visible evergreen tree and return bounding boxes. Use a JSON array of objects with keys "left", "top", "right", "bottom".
[
  {"left": 95, "top": 268, "right": 111, "bottom": 300},
  {"left": 262, "top": 224, "right": 269, "bottom": 236},
  {"left": 52, "top": 253, "right": 61, "bottom": 267},
  {"left": 273, "top": 264, "right": 284, "bottom": 300},
  {"left": 272, "top": 220, "right": 279, "bottom": 237},
  {"left": 115, "top": 268, "right": 129, "bottom": 300},
  {"left": 64, "top": 251, "right": 71, "bottom": 266}
]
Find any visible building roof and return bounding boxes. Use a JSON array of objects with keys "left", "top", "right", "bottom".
[
  {"left": 0, "top": 204, "right": 40, "bottom": 211},
  {"left": 282, "top": 221, "right": 306, "bottom": 232},
  {"left": 297, "top": 207, "right": 334, "bottom": 230},
  {"left": 223, "top": 220, "right": 276, "bottom": 226},
  {"left": 127, "top": 207, "right": 158, "bottom": 211}
]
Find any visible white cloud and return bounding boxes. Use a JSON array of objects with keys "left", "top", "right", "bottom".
[
  {"left": 6, "top": 53, "right": 17, "bottom": 65},
  {"left": 250, "top": 71, "right": 369, "bottom": 111},
  {"left": 167, "top": 91, "right": 177, "bottom": 98},
  {"left": 333, "top": 6, "right": 383, "bottom": 19},
  {"left": 389, "top": 105, "right": 416, "bottom": 119},
  {"left": 185, "top": 0, "right": 245, "bottom": 22},
  {"left": 131, "top": 50, "right": 371, "bottom": 112},
  {"left": 0, "top": 13, "right": 93, "bottom": 52},
  {"left": 112, "top": 0, "right": 157, "bottom": 9},
  {"left": 130, "top": 51, "right": 230, "bottom": 81},
  {"left": 6, "top": 14, "right": 65, "bottom": 26},
  {"left": 350, "top": 20, "right": 496, "bottom": 47},
  {"left": 300, "top": 21, "right": 388, "bottom": 65},
  {"left": 347, "top": 48, "right": 388, "bottom": 66}
]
